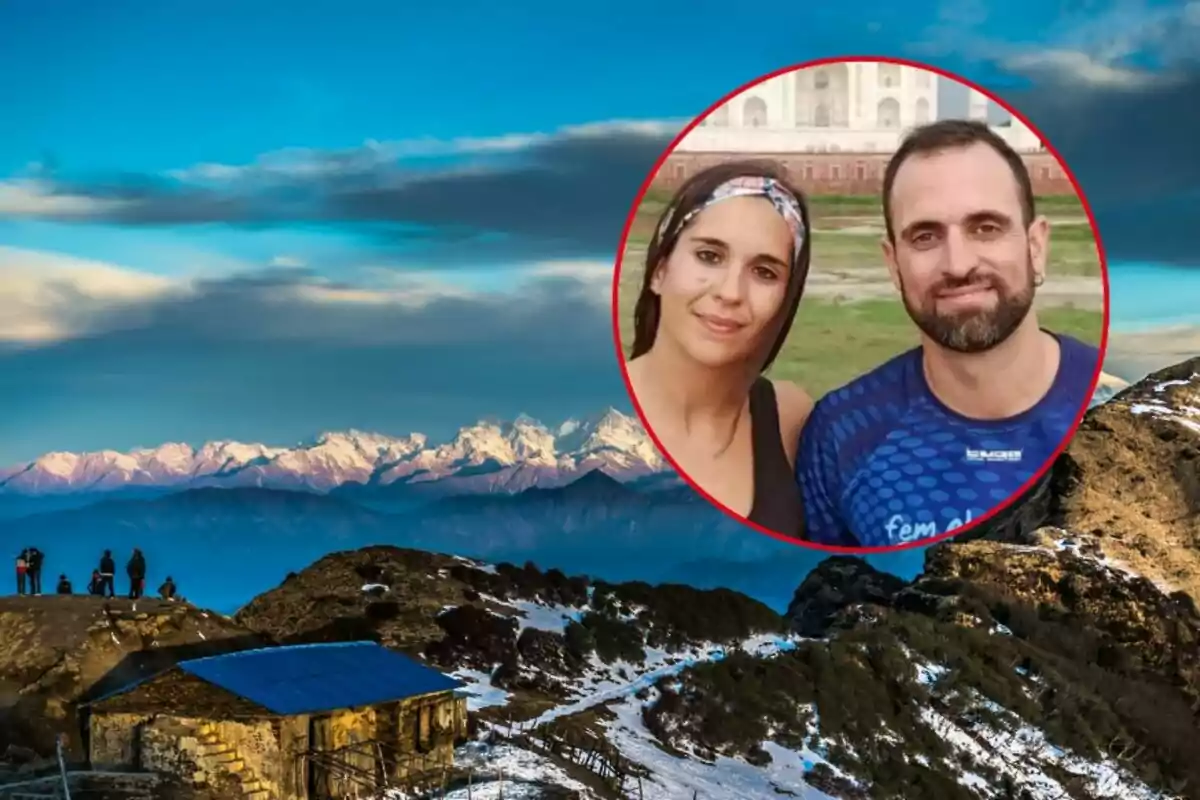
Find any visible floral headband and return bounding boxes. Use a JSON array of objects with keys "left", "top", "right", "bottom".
[{"left": 656, "top": 175, "right": 807, "bottom": 263}]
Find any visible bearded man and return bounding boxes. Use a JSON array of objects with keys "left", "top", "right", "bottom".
[{"left": 795, "top": 119, "right": 1100, "bottom": 548}]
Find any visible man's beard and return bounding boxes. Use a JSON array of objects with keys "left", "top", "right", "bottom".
[{"left": 901, "top": 260, "right": 1036, "bottom": 354}]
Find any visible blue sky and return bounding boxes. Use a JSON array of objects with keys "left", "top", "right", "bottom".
[{"left": 0, "top": 0, "right": 1198, "bottom": 468}]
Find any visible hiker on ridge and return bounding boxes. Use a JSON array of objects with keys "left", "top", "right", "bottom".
[
  {"left": 88, "top": 570, "right": 104, "bottom": 596},
  {"left": 127, "top": 548, "right": 146, "bottom": 599},
  {"left": 15, "top": 549, "right": 28, "bottom": 596},
  {"left": 56, "top": 574, "right": 72, "bottom": 595},
  {"left": 26, "top": 547, "right": 44, "bottom": 596},
  {"left": 159, "top": 576, "right": 177, "bottom": 601},
  {"left": 98, "top": 550, "right": 116, "bottom": 598}
]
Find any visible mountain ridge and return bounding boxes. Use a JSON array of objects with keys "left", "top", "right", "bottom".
[
  {"left": 0, "top": 408, "right": 665, "bottom": 514},
  {"left": 0, "top": 376, "right": 1120, "bottom": 513}
]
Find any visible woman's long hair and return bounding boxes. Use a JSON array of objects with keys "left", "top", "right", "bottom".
[{"left": 627, "top": 159, "right": 813, "bottom": 373}]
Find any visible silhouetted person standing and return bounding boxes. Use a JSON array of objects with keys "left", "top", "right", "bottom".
[
  {"left": 56, "top": 574, "right": 72, "bottom": 595},
  {"left": 98, "top": 550, "right": 116, "bottom": 598},
  {"left": 26, "top": 547, "right": 43, "bottom": 596},
  {"left": 159, "top": 576, "right": 177, "bottom": 601},
  {"left": 15, "top": 550, "right": 28, "bottom": 596},
  {"left": 127, "top": 548, "right": 146, "bottom": 599}
]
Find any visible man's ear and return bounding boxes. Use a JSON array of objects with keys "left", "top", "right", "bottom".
[
  {"left": 1027, "top": 214, "right": 1050, "bottom": 281},
  {"left": 881, "top": 236, "right": 902, "bottom": 294}
]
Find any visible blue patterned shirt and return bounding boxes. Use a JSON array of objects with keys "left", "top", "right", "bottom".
[{"left": 796, "top": 333, "right": 1100, "bottom": 548}]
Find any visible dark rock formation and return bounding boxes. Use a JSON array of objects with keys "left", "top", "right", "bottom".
[
  {"left": 234, "top": 546, "right": 475, "bottom": 653},
  {"left": 785, "top": 556, "right": 908, "bottom": 637},
  {"left": 424, "top": 605, "right": 519, "bottom": 672}
]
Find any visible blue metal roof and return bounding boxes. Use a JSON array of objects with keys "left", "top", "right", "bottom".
[{"left": 174, "top": 641, "right": 464, "bottom": 715}]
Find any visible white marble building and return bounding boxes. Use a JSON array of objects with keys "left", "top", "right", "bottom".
[{"left": 678, "top": 63, "right": 1044, "bottom": 154}]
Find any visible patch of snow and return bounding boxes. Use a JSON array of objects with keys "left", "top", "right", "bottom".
[
  {"left": 601, "top": 692, "right": 841, "bottom": 799},
  {"left": 1153, "top": 377, "right": 1197, "bottom": 392},
  {"left": 383, "top": 741, "right": 599, "bottom": 799},
  {"left": 508, "top": 598, "right": 584, "bottom": 634},
  {"left": 451, "top": 669, "right": 512, "bottom": 711},
  {"left": 514, "top": 635, "right": 799, "bottom": 732},
  {"left": 454, "top": 740, "right": 597, "bottom": 799},
  {"left": 916, "top": 662, "right": 950, "bottom": 685},
  {"left": 1129, "top": 399, "right": 1200, "bottom": 435},
  {"left": 361, "top": 583, "right": 389, "bottom": 593},
  {"left": 1048, "top": 533, "right": 1177, "bottom": 594},
  {"left": 920, "top": 684, "right": 1169, "bottom": 799}
]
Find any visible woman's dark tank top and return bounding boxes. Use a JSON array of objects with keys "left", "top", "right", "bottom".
[{"left": 745, "top": 377, "right": 806, "bottom": 537}]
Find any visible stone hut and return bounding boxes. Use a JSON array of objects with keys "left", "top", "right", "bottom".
[{"left": 83, "top": 641, "right": 469, "bottom": 800}]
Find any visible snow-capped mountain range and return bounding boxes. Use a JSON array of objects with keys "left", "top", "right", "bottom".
[
  {"left": 0, "top": 409, "right": 667, "bottom": 498},
  {"left": 0, "top": 374, "right": 1119, "bottom": 502}
]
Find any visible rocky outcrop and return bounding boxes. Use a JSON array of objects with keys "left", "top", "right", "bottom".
[
  {"left": 0, "top": 596, "right": 265, "bottom": 760},
  {"left": 232, "top": 546, "right": 485, "bottom": 653},
  {"left": 922, "top": 537, "right": 1200, "bottom": 691},
  {"left": 784, "top": 556, "right": 908, "bottom": 637},
  {"left": 962, "top": 356, "right": 1200, "bottom": 603}
]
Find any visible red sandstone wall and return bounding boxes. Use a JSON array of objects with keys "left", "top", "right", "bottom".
[{"left": 655, "top": 151, "right": 1076, "bottom": 196}]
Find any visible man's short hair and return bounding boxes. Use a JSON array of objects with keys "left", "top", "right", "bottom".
[{"left": 881, "top": 119, "right": 1036, "bottom": 242}]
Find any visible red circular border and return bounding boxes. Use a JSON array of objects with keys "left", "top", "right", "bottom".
[{"left": 610, "top": 54, "right": 1111, "bottom": 555}]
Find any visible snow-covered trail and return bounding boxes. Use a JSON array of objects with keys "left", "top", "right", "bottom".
[{"left": 511, "top": 635, "right": 799, "bottom": 733}]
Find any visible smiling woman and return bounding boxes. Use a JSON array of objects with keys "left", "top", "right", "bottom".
[{"left": 623, "top": 162, "right": 815, "bottom": 536}]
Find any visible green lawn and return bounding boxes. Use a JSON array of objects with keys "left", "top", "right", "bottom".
[
  {"left": 764, "top": 299, "right": 1102, "bottom": 399},
  {"left": 627, "top": 192, "right": 1101, "bottom": 278}
]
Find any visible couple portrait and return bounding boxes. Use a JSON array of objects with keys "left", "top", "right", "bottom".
[{"left": 617, "top": 61, "right": 1105, "bottom": 551}]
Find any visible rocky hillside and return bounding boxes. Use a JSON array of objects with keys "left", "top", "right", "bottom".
[
  {"left": 623, "top": 533, "right": 1198, "bottom": 799},
  {"left": 2, "top": 526, "right": 1195, "bottom": 799},
  {"left": 0, "top": 596, "right": 267, "bottom": 760},
  {"left": 234, "top": 545, "right": 788, "bottom": 720},
  {"left": 965, "top": 356, "right": 1200, "bottom": 603},
  {"left": 228, "top": 529, "right": 1199, "bottom": 798}
]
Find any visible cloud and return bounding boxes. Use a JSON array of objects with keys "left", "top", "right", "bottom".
[
  {"left": 0, "top": 180, "right": 133, "bottom": 218},
  {"left": 0, "top": 263, "right": 626, "bottom": 461},
  {"left": 1003, "top": 66, "right": 1200, "bottom": 264},
  {"left": 916, "top": 0, "right": 1199, "bottom": 90},
  {"left": 0, "top": 250, "right": 613, "bottom": 346},
  {"left": 1003, "top": 50, "right": 1162, "bottom": 89},
  {"left": 0, "top": 247, "right": 182, "bottom": 343},
  {"left": 0, "top": 120, "right": 682, "bottom": 266},
  {"left": 167, "top": 119, "right": 685, "bottom": 185},
  {"left": 908, "top": 0, "right": 1200, "bottom": 265}
]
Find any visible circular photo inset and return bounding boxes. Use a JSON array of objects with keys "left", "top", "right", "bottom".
[{"left": 613, "top": 57, "right": 1109, "bottom": 552}]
